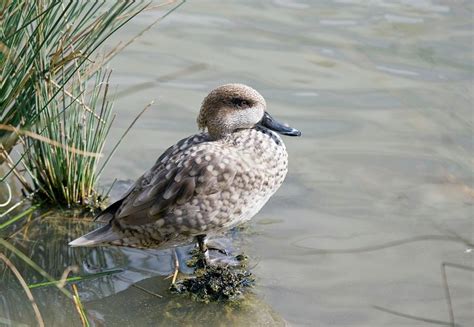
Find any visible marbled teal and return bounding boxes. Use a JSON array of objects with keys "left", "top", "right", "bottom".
[{"left": 69, "top": 84, "right": 301, "bottom": 253}]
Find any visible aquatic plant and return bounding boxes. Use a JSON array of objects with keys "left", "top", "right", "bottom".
[
  {"left": 0, "top": 1, "right": 146, "bottom": 155},
  {"left": 22, "top": 69, "right": 115, "bottom": 208},
  {"left": 0, "top": 1, "right": 151, "bottom": 207}
]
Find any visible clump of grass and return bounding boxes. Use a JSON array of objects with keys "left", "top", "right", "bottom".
[
  {"left": 23, "top": 69, "right": 114, "bottom": 209},
  {"left": 0, "top": 1, "right": 147, "bottom": 154},
  {"left": 1, "top": 1, "right": 188, "bottom": 208},
  {"left": 0, "top": 1, "right": 151, "bottom": 208}
]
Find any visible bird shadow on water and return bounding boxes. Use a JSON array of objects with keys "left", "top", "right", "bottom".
[{"left": 0, "top": 214, "right": 285, "bottom": 326}]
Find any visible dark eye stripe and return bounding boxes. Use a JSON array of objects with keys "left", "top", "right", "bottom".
[{"left": 231, "top": 98, "right": 249, "bottom": 108}]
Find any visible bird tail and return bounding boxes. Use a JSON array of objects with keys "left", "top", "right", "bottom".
[{"left": 69, "top": 224, "right": 120, "bottom": 247}]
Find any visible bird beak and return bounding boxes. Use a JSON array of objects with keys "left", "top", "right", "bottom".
[{"left": 259, "top": 112, "right": 301, "bottom": 136}]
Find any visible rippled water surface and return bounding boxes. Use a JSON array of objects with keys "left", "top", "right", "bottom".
[{"left": 2, "top": 1, "right": 473, "bottom": 326}]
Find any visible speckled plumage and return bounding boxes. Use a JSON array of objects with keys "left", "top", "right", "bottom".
[{"left": 70, "top": 84, "right": 300, "bottom": 249}]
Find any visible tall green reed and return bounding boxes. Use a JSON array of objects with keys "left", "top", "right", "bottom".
[
  {"left": 1, "top": 1, "right": 147, "bottom": 154},
  {"left": 0, "top": 1, "right": 151, "bottom": 207},
  {"left": 23, "top": 69, "right": 114, "bottom": 207}
]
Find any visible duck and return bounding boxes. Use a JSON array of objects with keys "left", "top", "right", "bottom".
[{"left": 69, "top": 84, "right": 301, "bottom": 261}]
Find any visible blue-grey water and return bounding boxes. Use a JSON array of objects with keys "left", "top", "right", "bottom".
[{"left": 1, "top": 1, "right": 473, "bottom": 326}]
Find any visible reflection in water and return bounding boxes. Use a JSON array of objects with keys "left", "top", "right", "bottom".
[
  {"left": 1, "top": 216, "right": 275, "bottom": 326},
  {"left": 1, "top": 218, "right": 128, "bottom": 326},
  {"left": 86, "top": 277, "right": 285, "bottom": 326}
]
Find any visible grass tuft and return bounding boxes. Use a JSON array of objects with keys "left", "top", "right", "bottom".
[
  {"left": 23, "top": 69, "right": 115, "bottom": 208},
  {"left": 0, "top": 0, "right": 151, "bottom": 208},
  {"left": 1, "top": 1, "right": 185, "bottom": 209}
]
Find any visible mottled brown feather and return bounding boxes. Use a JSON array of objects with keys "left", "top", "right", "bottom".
[{"left": 112, "top": 135, "right": 238, "bottom": 227}]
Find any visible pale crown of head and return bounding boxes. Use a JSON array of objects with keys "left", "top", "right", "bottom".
[{"left": 197, "top": 84, "right": 267, "bottom": 139}]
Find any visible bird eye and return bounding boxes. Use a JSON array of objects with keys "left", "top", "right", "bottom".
[{"left": 230, "top": 98, "right": 249, "bottom": 108}]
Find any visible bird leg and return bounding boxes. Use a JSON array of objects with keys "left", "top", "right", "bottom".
[
  {"left": 195, "top": 236, "right": 244, "bottom": 267},
  {"left": 196, "top": 234, "right": 209, "bottom": 267}
]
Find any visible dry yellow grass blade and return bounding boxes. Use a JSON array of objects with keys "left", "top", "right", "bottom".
[
  {"left": 72, "top": 284, "right": 90, "bottom": 327},
  {"left": 0, "top": 253, "right": 45, "bottom": 327},
  {"left": 0, "top": 124, "right": 101, "bottom": 158}
]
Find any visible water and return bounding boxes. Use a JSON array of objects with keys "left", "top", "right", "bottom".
[{"left": 1, "top": 0, "right": 473, "bottom": 326}]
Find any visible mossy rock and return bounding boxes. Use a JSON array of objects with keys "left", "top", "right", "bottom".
[{"left": 169, "top": 247, "right": 254, "bottom": 303}]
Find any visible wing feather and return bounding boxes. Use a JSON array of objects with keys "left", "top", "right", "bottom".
[{"left": 111, "top": 138, "right": 239, "bottom": 227}]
